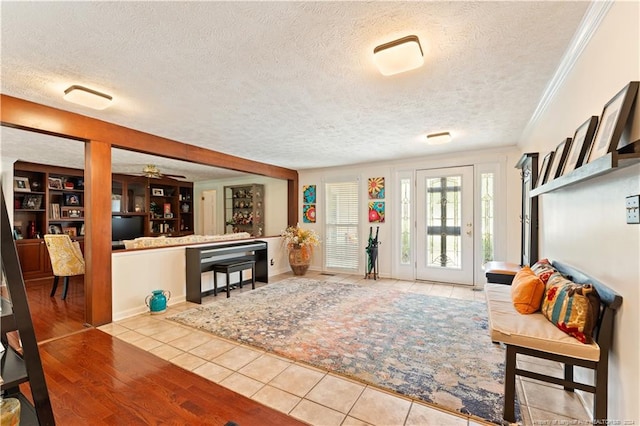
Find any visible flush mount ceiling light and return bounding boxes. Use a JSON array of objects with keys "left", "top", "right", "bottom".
[
  {"left": 373, "top": 35, "right": 424, "bottom": 76},
  {"left": 63, "top": 85, "right": 112, "bottom": 110},
  {"left": 426, "top": 131, "right": 452, "bottom": 145}
]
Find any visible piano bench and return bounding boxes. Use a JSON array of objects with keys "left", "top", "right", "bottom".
[{"left": 212, "top": 259, "right": 256, "bottom": 298}]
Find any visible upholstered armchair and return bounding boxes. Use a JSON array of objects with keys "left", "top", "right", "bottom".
[{"left": 44, "top": 234, "right": 85, "bottom": 300}]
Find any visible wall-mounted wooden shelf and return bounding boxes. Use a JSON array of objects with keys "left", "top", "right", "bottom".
[{"left": 530, "top": 150, "right": 640, "bottom": 197}]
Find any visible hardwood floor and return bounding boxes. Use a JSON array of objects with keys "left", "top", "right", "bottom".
[
  {"left": 25, "top": 277, "right": 87, "bottom": 342},
  {"left": 23, "top": 278, "right": 303, "bottom": 425}
]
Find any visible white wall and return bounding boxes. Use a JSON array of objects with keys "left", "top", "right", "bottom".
[
  {"left": 193, "top": 175, "right": 288, "bottom": 237},
  {"left": 111, "top": 235, "right": 287, "bottom": 320},
  {"left": 298, "top": 146, "right": 522, "bottom": 281},
  {"left": 519, "top": 2, "right": 639, "bottom": 421}
]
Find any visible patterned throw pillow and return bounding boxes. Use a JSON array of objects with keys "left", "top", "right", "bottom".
[
  {"left": 531, "top": 258, "right": 557, "bottom": 284},
  {"left": 511, "top": 266, "right": 545, "bottom": 314},
  {"left": 541, "top": 273, "right": 601, "bottom": 343}
]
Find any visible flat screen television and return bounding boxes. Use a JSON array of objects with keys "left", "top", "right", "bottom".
[{"left": 112, "top": 215, "right": 145, "bottom": 243}]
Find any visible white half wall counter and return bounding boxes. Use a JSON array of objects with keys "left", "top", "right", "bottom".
[{"left": 112, "top": 236, "right": 286, "bottom": 321}]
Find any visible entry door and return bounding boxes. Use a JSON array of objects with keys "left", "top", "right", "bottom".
[{"left": 416, "top": 166, "right": 474, "bottom": 285}]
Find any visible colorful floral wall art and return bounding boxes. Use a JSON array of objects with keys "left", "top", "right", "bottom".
[
  {"left": 303, "top": 185, "right": 316, "bottom": 203},
  {"left": 302, "top": 185, "right": 316, "bottom": 223},
  {"left": 303, "top": 204, "right": 316, "bottom": 223},
  {"left": 368, "top": 177, "right": 385, "bottom": 199},
  {"left": 368, "top": 201, "right": 385, "bottom": 223}
]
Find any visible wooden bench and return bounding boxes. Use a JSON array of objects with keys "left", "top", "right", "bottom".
[
  {"left": 212, "top": 258, "right": 256, "bottom": 298},
  {"left": 485, "top": 260, "right": 622, "bottom": 423},
  {"left": 484, "top": 260, "right": 520, "bottom": 285}
]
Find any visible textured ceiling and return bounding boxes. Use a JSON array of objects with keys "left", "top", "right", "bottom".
[{"left": 1, "top": 1, "right": 590, "bottom": 177}]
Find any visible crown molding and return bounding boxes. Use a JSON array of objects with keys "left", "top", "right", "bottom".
[{"left": 520, "top": 1, "right": 614, "bottom": 141}]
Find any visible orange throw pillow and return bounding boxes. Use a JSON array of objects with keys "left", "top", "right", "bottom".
[{"left": 511, "top": 266, "right": 545, "bottom": 314}]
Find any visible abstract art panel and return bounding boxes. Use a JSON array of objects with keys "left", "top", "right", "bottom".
[
  {"left": 368, "top": 201, "right": 385, "bottom": 223},
  {"left": 368, "top": 177, "right": 385, "bottom": 199},
  {"left": 303, "top": 185, "right": 316, "bottom": 204},
  {"left": 303, "top": 204, "right": 316, "bottom": 223}
]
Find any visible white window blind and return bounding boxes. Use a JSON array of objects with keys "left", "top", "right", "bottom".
[{"left": 324, "top": 180, "right": 359, "bottom": 271}]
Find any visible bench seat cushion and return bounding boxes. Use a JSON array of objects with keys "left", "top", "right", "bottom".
[{"left": 485, "top": 283, "right": 600, "bottom": 361}]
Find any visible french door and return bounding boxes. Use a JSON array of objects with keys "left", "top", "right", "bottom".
[{"left": 416, "top": 166, "right": 474, "bottom": 285}]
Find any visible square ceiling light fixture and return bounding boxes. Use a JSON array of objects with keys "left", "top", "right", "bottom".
[
  {"left": 426, "top": 131, "right": 452, "bottom": 145},
  {"left": 63, "top": 85, "right": 113, "bottom": 110},
  {"left": 373, "top": 35, "right": 424, "bottom": 76}
]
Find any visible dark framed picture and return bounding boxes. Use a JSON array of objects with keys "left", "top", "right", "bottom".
[
  {"left": 64, "top": 193, "right": 81, "bottom": 206},
  {"left": 547, "top": 138, "right": 572, "bottom": 182},
  {"left": 562, "top": 116, "right": 599, "bottom": 176},
  {"left": 587, "top": 81, "right": 639, "bottom": 163},
  {"left": 22, "top": 194, "right": 43, "bottom": 209},
  {"left": 13, "top": 176, "right": 31, "bottom": 192},
  {"left": 48, "top": 177, "right": 63, "bottom": 190},
  {"left": 152, "top": 188, "right": 164, "bottom": 196},
  {"left": 535, "top": 152, "right": 554, "bottom": 188}
]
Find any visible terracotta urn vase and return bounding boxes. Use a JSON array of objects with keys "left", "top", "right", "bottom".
[{"left": 288, "top": 244, "right": 312, "bottom": 276}]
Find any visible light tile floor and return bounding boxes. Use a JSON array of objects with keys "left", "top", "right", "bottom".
[{"left": 99, "top": 271, "right": 590, "bottom": 426}]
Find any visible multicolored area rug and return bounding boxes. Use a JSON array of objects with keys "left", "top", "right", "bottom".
[{"left": 168, "top": 278, "right": 515, "bottom": 423}]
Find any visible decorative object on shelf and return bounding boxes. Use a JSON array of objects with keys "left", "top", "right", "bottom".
[
  {"left": 145, "top": 289, "right": 171, "bottom": 314},
  {"left": 562, "top": 116, "right": 599, "bottom": 176},
  {"left": 13, "top": 176, "right": 30, "bottom": 192},
  {"left": 151, "top": 188, "right": 164, "bottom": 196},
  {"left": 182, "top": 203, "right": 190, "bottom": 213},
  {"left": 64, "top": 193, "right": 80, "bottom": 206},
  {"left": 80, "top": 223, "right": 85, "bottom": 236},
  {"left": 281, "top": 224, "right": 320, "bottom": 276},
  {"left": 62, "top": 226, "right": 77, "bottom": 237},
  {"left": 63, "top": 179, "right": 75, "bottom": 189},
  {"left": 546, "top": 138, "right": 572, "bottom": 182},
  {"left": 48, "top": 177, "right": 63, "bottom": 190},
  {"left": 535, "top": 152, "right": 554, "bottom": 188},
  {"left": 587, "top": 81, "right": 639, "bottom": 163},
  {"left": 368, "top": 177, "right": 385, "bottom": 199},
  {"left": 28, "top": 220, "right": 37, "bottom": 239},
  {"left": 50, "top": 203, "right": 61, "bottom": 219},
  {"left": 21, "top": 194, "right": 42, "bottom": 209},
  {"left": 61, "top": 207, "right": 83, "bottom": 218},
  {"left": 30, "top": 180, "right": 42, "bottom": 192},
  {"left": 48, "top": 225, "right": 63, "bottom": 235},
  {"left": 368, "top": 201, "right": 385, "bottom": 223}
]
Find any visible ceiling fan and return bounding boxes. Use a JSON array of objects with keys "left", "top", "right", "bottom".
[{"left": 139, "top": 164, "right": 186, "bottom": 180}]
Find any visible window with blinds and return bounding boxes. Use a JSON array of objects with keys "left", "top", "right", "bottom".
[{"left": 324, "top": 179, "right": 359, "bottom": 271}]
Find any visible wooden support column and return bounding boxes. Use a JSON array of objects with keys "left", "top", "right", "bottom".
[
  {"left": 85, "top": 140, "right": 112, "bottom": 326},
  {"left": 288, "top": 178, "right": 298, "bottom": 226}
]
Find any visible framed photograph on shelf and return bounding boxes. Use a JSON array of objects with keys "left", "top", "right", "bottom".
[
  {"left": 48, "top": 225, "right": 63, "bottom": 235},
  {"left": 64, "top": 193, "right": 81, "bottom": 206},
  {"left": 587, "top": 81, "right": 639, "bottom": 164},
  {"left": 13, "top": 177, "right": 31, "bottom": 192},
  {"left": 547, "top": 138, "right": 572, "bottom": 182},
  {"left": 21, "top": 194, "right": 43, "bottom": 210},
  {"left": 62, "top": 227, "right": 77, "bottom": 237},
  {"left": 48, "top": 177, "right": 63, "bottom": 190},
  {"left": 535, "top": 152, "right": 554, "bottom": 188},
  {"left": 562, "top": 116, "right": 599, "bottom": 176},
  {"left": 80, "top": 223, "right": 85, "bottom": 236},
  {"left": 152, "top": 188, "right": 164, "bottom": 196}
]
